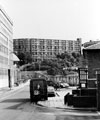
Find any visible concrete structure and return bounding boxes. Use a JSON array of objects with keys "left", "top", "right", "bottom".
[
  {"left": 14, "top": 38, "right": 82, "bottom": 61},
  {"left": 0, "top": 5, "right": 13, "bottom": 88}
]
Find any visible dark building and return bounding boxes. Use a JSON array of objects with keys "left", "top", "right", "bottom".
[{"left": 83, "top": 42, "right": 100, "bottom": 78}]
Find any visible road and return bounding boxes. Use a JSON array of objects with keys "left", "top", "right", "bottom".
[{"left": 0, "top": 84, "right": 100, "bottom": 120}]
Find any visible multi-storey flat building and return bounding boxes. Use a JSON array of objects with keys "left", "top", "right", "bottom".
[
  {"left": 14, "top": 38, "right": 82, "bottom": 62},
  {"left": 0, "top": 5, "right": 13, "bottom": 88}
]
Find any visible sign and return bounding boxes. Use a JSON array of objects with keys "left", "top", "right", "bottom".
[{"left": 78, "top": 68, "right": 88, "bottom": 88}]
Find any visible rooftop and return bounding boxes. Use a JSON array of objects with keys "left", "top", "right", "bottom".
[{"left": 83, "top": 42, "right": 100, "bottom": 50}]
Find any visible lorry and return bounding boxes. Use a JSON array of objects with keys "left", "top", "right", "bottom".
[{"left": 30, "top": 78, "right": 48, "bottom": 103}]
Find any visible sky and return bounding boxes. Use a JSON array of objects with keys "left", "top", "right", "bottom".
[{"left": 0, "top": 0, "right": 100, "bottom": 43}]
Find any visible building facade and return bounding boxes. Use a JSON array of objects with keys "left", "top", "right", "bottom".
[
  {"left": 14, "top": 38, "right": 82, "bottom": 62},
  {"left": 83, "top": 42, "right": 100, "bottom": 78},
  {"left": 0, "top": 6, "right": 13, "bottom": 88},
  {"left": 83, "top": 40, "right": 100, "bottom": 48}
]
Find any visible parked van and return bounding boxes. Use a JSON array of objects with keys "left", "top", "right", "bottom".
[{"left": 30, "top": 78, "right": 48, "bottom": 103}]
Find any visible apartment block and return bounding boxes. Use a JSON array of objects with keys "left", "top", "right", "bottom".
[
  {"left": 13, "top": 38, "right": 82, "bottom": 62},
  {"left": 0, "top": 5, "right": 13, "bottom": 88}
]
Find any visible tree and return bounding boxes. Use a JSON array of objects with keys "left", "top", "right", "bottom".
[
  {"left": 25, "top": 52, "right": 33, "bottom": 63},
  {"left": 56, "top": 51, "right": 81, "bottom": 68},
  {"left": 17, "top": 52, "right": 26, "bottom": 66},
  {"left": 72, "top": 52, "right": 80, "bottom": 58},
  {"left": 17, "top": 52, "right": 33, "bottom": 66}
]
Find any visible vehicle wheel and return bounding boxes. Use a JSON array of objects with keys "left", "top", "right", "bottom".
[
  {"left": 30, "top": 94, "right": 33, "bottom": 102},
  {"left": 30, "top": 97, "right": 33, "bottom": 102},
  {"left": 44, "top": 96, "right": 48, "bottom": 100}
]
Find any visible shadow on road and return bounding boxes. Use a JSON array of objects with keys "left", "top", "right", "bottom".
[
  {"left": 1, "top": 98, "right": 61, "bottom": 113},
  {"left": 1, "top": 98, "right": 30, "bottom": 110},
  {"left": 1, "top": 98, "right": 30, "bottom": 103}
]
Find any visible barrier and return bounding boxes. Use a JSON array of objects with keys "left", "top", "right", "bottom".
[{"left": 73, "top": 96, "right": 97, "bottom": 108}]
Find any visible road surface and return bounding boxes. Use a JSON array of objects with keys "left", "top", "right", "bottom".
[{"left": 0, "top": 84, "right": 100, "bottom": 120}]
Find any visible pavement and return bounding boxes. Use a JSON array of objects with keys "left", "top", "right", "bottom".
[
  {"left": 38, "top": 88, "right": 71, "bottom": 108},
  {"left": 0, "top": 80, "right": 30, "bottom": 101},
  {"left": 38, "top": 88, "right": 97, "bottom": 111}
]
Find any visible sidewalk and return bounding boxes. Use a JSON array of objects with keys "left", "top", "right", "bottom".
[
  {"left": 0, "top": 80, "right": 29, "bottom": 101},
  {"left": 38, "top": 88, "right": 98, "bottom": 112}
]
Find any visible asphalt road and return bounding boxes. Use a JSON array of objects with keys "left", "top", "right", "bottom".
[{"left": 0, "top": 84, "right": 100, "bottom": 120}]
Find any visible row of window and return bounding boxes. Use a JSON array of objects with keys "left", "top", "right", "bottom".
[
  {"left": 32, "top": 52, "right": 54, "bottom": 55},
  {"left": 0, "top": 32, "right": 8, "bottom": 45},
  {"left": 0, "top": 43, "right": 8, "bottom": 55},
  {"left": 1, "top": 23, "right": 11, "bottom": 38},
  {"left": 0, "top": 68, "right": 8, "bottom": 75},
  {"left": 0, "top": 55, "right": 8, "bottom": 64},
  {"left": 32, "top": 45, "right": 65, "bottom": 49},
  {"left": 14, "top": 40, "right": 75, "bottom": 45}
]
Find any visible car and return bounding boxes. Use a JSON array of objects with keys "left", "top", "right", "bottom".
[
  {"left": 63, "top": 83, "right": 69, "bottom": 87},
  {"left": 47, "top": 80, "right": 60, "bottom": 90},
  {"left": 60, "top": 82, "right": 69, "bottom": 88},
  {"left": 47, "top": 86, "right": 56, "bottom": 97}
]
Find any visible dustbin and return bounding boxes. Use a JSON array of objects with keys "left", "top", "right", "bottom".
[{"left": 64, "top": 93, "right": 70, "bottom": 105}]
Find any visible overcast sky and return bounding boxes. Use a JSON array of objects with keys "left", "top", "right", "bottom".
[{"left": 1, "top": 0, "right": 100, "bottom": 43}]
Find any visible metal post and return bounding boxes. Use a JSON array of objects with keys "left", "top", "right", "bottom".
[
  {"left": 85, "top": 68, "right": 88, "bottom": 88},
  {"left": 8, "top": 52, "right": 13, "bottom": 89},
  {"left": 8, "top": 69, "right": 12, "bottom": 89},
  {"left": 96, "top": 70, "right": 100, "bottom": 111},
  {"left": 78, "top": 68, "right": 81, "bottom": 88}
]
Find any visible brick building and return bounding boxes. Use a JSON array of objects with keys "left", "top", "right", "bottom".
[{"left": 83, "top": 42, "right": 100, "bottom": 78}]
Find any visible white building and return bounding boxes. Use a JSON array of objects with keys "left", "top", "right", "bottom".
[{"left": 0, "top": 5, "right": 13, "bottom": 88}]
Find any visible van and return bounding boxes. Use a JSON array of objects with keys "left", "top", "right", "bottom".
[{"left": 30, "top": 78, "right": 48, "bottom": 103}]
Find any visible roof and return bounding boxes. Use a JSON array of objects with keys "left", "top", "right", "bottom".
[
  {"left": 83, "top": 42, "right": 100, "bottom": 50},
  {"left": 13, "top": 53, "right": 20, "bottom": 61}
]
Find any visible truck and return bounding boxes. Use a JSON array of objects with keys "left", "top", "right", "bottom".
[{"left": 30, "top": 78, "right": 48, "bottom": 103}]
